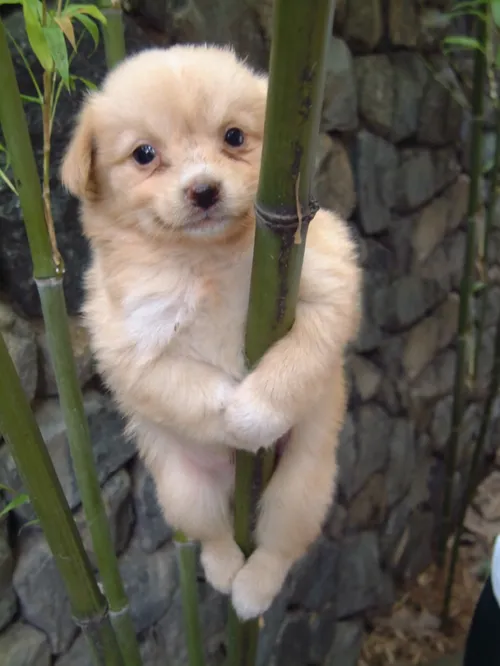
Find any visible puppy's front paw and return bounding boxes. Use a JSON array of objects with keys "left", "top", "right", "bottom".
[
  {"left": 201, "top": 539, "right": 245, "bottom": 595},
  {"left": 231, "top": 549, "right": 290, "bottom": 620},
  {"left": 224, "top": 381, "right": 289, "bottom": 450}
]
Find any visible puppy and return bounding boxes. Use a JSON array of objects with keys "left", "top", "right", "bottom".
[{"left": 61, "top": 44, "right": 361, "bottom": 620}]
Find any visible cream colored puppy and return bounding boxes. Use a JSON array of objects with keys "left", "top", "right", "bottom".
[{"left": 61, "top": 44, "right": 361, "bottom": 620}]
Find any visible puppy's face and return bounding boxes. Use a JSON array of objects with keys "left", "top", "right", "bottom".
[{"left": 61, "top": 46, "right": 267, "bottom": 243}]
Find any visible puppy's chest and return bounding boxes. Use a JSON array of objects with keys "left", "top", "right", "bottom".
[{"left": 124, "top": 263, "right": 250, "bottom": 375}]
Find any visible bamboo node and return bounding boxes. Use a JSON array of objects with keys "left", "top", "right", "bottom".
[
  {"left": 72, "top": 603, "right": 109, "bottom": 629},
  {"left": 35, "top": 276, "right": 64, "bottom": 289},
  {"left": 255, "top": 199, "right": 319, "bottom": 234}
]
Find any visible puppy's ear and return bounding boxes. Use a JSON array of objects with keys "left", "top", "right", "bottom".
[{"left": 60, "top": 96, "right": 98, "bottom": 199}]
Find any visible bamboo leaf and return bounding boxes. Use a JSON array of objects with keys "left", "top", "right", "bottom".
[
  {"left": 71, "top": 75, "right": 98, "bottom": 90},
  {"left": 0, "top": 0, "right": 22, "bottom": 4},
  {"left": 72, "top": 13, "right": 100, "bottom": 50},
  {"left": 20, "top": 93, "right": 42, "bottom": 104},
  {"left": 43, "top": 22, "right": 70, "bottom": 87},
  {"left": 63, "top": 4, "right": 107, "bottom": 24},
  {"left": 55, "top": 15, "right": 77, "bottom": 50},
  {"left": 6, "top": 27, "right": 43, "bottom": 101},
  {"left": 443, "top": 35, "right": 485, "bottom": 53},
  {"left": 0, "top": 493, "right": 30, "bottom": 518},
  {"left": 22, "top": 0, "right": 52, "bottom": 71},
  {"left": 0, "top": 166, "right": 18, "bottom": 194},
  {"left": 492, "top": 0, "right": 500, "bottom": 27}
]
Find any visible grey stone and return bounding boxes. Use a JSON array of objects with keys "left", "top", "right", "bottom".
[
  {"left": 395, "top": 148, "right": 460, "bottom": 213},
  {"left": 0, "top": 622, "right": 51, "bottom": 666},
  {"left": 256, "top": 582, "right": 289, "bottom": 666},
  {"left": 354, "top": 272, "right": 385, "bottom": 353},
  {"left": 346, "top": 473, "right": 387, "bottom": 532},
  {"left": 0, "top": 11, "right": 153, "bottom": 318},
  {"left": 389, "top": 0, "right": 419, "bottom": 46},
  {"left": 35, "top": 317, "right": 94, "bottom": 397},
  {"left": 355, "top": 55, "right": 393, "bottom": 139},
  {"left": 309, "top": 604, "right": 337, "bottom": 664},
  {"left": 430, "top": 400, "right": 480, "bottom": 465},
  {"left": 355, "top": 131, "right": 398, "bottom": 234},
  {"left": 392, "top": 53, "right": 428, "bottom": 143},
  {"left": 397, "top": 509, "right": 435, "bottom": 580},
  {"left": 418, "top": 57, "right": 464, "bottom": 146},
  {"left": 336, "top": 413, "right": 357, "bottom": 501},
  {"left": 120, "top": 539, "right": 177, "bottom": 634},
  {"left": 0, "top": 392, "right": 136, "bottom": 521},
  {"left": 314, "top": 134, "right": 356, "bottom": 220},
  {"left": 343, "top": 0, "right": 383, "bottom": 51},
  {"left": 13, "top": 534, "right": 76, "bottom": 654},
  {"left": 403, "top": 294, "right": 459, "bottom": 381},
  {"left": 409, "top": 349, "right": 456, "bottom": 408},
  {"left": 150, "top": 582, "right": 226, "bottom": 666},
  {"left": 326, "top": 620, "right": 363, "bottom": 666},
  {"left": 133, "top": 460, "right": 173, "bottom": 554},
  {"left": 55, "top": 634, "right": 91, "bottom": 666},
  {"left": 290, "top": 537, "right": 340, "bottom": 611},
  {"left": 336, "top": 532, "right": 384, "bottom": 618},
  {"left": 353, "top": 405, "right": 391, "bottom": 496},
  {"left": 274, "top": 614, "right": 310, "bottom": 666},
  {"left": 75, "top": 469, "right": 134, "bottom": 565},
  {"left": 373, "top": 275, "right": 443, "bottom": 332},
  {"left": 0, "top": 307, "right": 37, "bottom": 402},
  {"left": 0, "top": 587, "right": 17, "bottom": 632},
  {"left": 386, "top": 420, "right": 416, "bottom": 506},
  {"left": 418, "top": 9, "right": 453, "bottom": 51},
  {"left": 321, "top": 37, "right": 357, "bottom": 132},
  {"left": 327, "top": 503, "right": 347, "bottom": 540},
  {"left": 350, "top": 355, "right": 382, "bottom": 401}
]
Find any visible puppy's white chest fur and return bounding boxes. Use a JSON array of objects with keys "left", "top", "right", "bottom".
[{"left": 123, "top": 252, "right": 251, "bottom": 376}]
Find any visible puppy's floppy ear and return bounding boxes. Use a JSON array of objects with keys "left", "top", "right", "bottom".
[{"left": 60, "top": 95, "right": 98, "bottom": 199}]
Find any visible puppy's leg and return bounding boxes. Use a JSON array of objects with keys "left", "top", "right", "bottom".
[
  {"left": 147, "top": 444, "right": 244, "bottom": 594},
  {"left": 231, "top": 380, "right": 344, "bottom": 620}
]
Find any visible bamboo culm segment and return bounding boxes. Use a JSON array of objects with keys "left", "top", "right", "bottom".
[
  {"left": 98, "top": 3, "right": 126, "bottom": 69},
  {"left": 0, "top": 18, "right": 55, "bottom": 278},
  {"left": 0, "top": 333, "right": 124, "bottom": 666},
  {"left": 37, "top": 279, "right": 143, "bottom": 666},
  {"left": 174, "top": 533, "right": 206, "bottom": 666},
  {"left": 232, "top": 0, "right": 336, "bottom": 661},
  {"left": 439, "top": 11, "right": 487, "bottom": 567},
  {"left": 0, "top": 20, "right": 142, "bottom": 666}
]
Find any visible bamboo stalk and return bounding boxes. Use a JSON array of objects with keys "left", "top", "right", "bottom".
[
  {"left": 97, "top": 0, "right": 126, "bottom": 69},
  {"left": 442, "top": 288, "right": 500, "bottom": 622},
  {"left": 0, "top": 333, "right": 124, "bottom": 666},
  {"left": 229, "top": 1, "right": 336, "bottom": 663},
  {"left": 474, "top": 107, "right": 500, "bottom": 379},
  {"left": 438, "top": 10, "right": 488, "bottom": 568},
  {"left": 0, "top": 17, "right": 142, "bottom": 666},
  {"left": 174, "top": 532, "right": 206, "bottom": 666}
]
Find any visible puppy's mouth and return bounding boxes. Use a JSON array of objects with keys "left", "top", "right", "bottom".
[{"left": 182, "top": 205, "right": 232, "bottom": 235}]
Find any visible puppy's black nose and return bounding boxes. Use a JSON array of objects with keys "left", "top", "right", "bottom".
[{"left": 187, "top": 183, "right": 220, "bottom": 210}]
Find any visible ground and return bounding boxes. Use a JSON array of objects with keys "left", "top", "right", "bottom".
[{"left": 359, "top": 463, "right": 500, "bottom": 666}]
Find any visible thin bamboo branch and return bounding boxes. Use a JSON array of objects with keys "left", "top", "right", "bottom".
[
  {"left": 0, "top": 16, "right": 142, "bottom": 666},
  {"left": 442, "top": 289, "right": 500, "bottom": 622},
  {"left": 0, "top": 333, "right": 124, "bottom": 666},
  {"left": 229, "top": 0, "right": 336, "bottom": 663},
  {"left": 474, "top": 106, "right": 500, "bottom": 379},
  {"left": 174, "top": 532, "right": 206, "bottom": 666},
  {"left": 438, "top": 10, "right": 488, "bottom": 568}
]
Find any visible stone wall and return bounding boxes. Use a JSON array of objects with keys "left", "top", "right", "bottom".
[{"left": 1, "top": 1, "right": 500, "bottom": 665}]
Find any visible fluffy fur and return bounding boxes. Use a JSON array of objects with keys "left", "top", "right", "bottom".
[{"left": 61, "top": 44, "right": 362, "bottom": 620}]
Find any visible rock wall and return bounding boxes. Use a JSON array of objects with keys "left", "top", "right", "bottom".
[{"left": 1, "top": 1, "right": 499, "bottom": 665}]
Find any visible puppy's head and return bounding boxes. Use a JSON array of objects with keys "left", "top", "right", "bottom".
[{"left": 61, "top": 45, "right": 267, "bottom": 244}]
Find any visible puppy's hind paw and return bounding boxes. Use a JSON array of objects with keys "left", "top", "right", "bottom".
[
  {"left": 201, "top": 539, "right": 245, "bottom": 595},
  {"left": 231, "top": 549, "right": 290, "bottom": 621}
]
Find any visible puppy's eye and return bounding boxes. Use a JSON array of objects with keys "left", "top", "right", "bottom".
[
  {"left": 224, "top": 127, "right": 245, "bottom": 147},
  {"left": 132, "top": 144, "right": 157, "bottom": 165}
]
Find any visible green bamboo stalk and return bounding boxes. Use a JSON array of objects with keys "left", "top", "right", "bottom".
[
  {"left": 174, "top": 533, "right": 206, "bottom": 666},
  {"left": 0, "top": 17, "right": 142, "bottom": 666},
  {"left": 474, "top": 106, "right": 500, "bottom": 379},
  {"left": 438, "top": 10, "right": 488, "bottom": 568},
  {"left": 442, "top": 287, "right": 500, "bottom": 622},
  {"left": 0, "top": 333, "right": 124, "bottom": 666},
  {"left": 97, "top": 0, "right": 126, "bottom": 69},
  {"left": 228, "top": 1, "right": 336, "bottom": 663}
]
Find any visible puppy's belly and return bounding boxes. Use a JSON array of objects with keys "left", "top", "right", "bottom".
[{"left": 132, "top": 417, "right": 235, "bottom": 485}]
